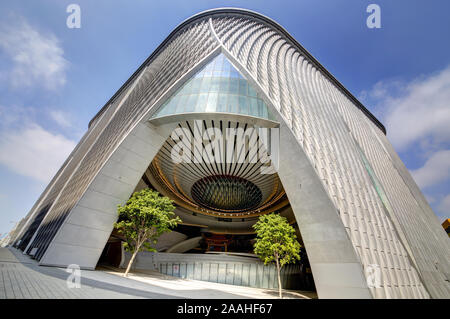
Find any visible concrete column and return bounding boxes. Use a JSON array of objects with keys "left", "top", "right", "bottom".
[
  {"left": 39, "top": 122, "right": 177, "bottom": 269},
  {"left": 277, "top": 121, "right": 372, "bottom": 299}
]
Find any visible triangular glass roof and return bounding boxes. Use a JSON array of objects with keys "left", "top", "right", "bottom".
[{"left": 152, "top": 53, "right": 274, "bottom": 120}]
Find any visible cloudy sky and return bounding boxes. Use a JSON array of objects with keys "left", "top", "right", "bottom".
[{"left": 0, "top": 0, "right": 449, "bottom": 237}]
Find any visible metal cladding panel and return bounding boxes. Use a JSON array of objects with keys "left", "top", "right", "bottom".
[
  {"left": 210, "top": 12, "right": 449, "bottom": 298},
  {"left": 16, "top": 9, "right": 449, "bottom": 298},
  {"left": 17, "top": 69, "right": 133, "bottom": 252},
  {"left": 364, "top": 122, "right": 450, "bottom": 298},
  {"left": 15, "top": 59, "right": 144, "bottom": 251},
  {"left": 22, "top": 18, "right": 218, "bottom": 261}
]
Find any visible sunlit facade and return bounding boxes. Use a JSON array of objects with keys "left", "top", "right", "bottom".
[
  {"left": 154, "top": 53, "right": 272, "bottom": 120},
  {"left": 8, "top": 8, "right": 450, "bottom": 299}
]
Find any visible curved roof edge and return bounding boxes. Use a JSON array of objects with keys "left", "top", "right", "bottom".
[{"left": 88, "top": 7, "right": 386, "bottom": 134}]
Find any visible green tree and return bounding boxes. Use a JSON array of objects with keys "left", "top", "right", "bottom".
[
  {"left": 114, "top": 189, "right": 181, "bottom": 276},
  {"left": 253, "top": 213, "right": 301, "bottom": 298}
]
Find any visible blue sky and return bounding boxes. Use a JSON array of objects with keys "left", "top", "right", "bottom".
[{"left": 0, "top": 0, "right": 449, "bottom": 237}]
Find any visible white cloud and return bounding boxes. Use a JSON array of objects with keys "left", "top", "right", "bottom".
[
  {"left": 424, "top": 194, "right": 436, "bottom": 204},
  {"left": 0, "top": 17, "right": 68, "bottom": 90},
  {"left": 361, "top": 67, "right": 450, "bottom": 221},
  {"left": 0, "top": 104, "right": 34, "bottom": 127},
  {"left": 0, "top": 124, "right": 76, "bottom": 183},
  {"left": 49, "top": 110, "right": 72, "bottom": 128},
  {"left": 362, "top": 66, "right": 450, "bottom": 152},
  {"left": 411, "top": 150, "right": 450, "bottom": 189},
  {"left": 438, "top": 194, "right": 450, "bottom": 219}
]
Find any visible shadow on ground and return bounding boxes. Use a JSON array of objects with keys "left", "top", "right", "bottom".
[
  {"left": 4, "top": 247, "right": 266, "bottom": 299},
  {"left": 98, "top": 264, "right": 314, "bottom": 299}
]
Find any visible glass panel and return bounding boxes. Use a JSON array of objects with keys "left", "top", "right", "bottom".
[
  {"left": 194, "top": 69, "right": 204, "bottom": 78},
  {"left": 183, "top": 80, "right": 193, "bottom": 94},
  {"left": 152, "top": 53, "right": 273, "bottom": 121},
  {"left": 229, "top": 95, "right": 238, "bottom": 113},
  {"left": 203, "top": 67, "right": 213, "bottom": 77},
  {"left": 196, "top": 93, "right": 208, "bottom": 112},
  {"left": 191, "top": 78, "right": 202, "bottom": 93},
  {"left": 230, "top": 67, "right": 240, "bottom": 78},
  {"left": 176, "top": 94, "right": 188, "bottom": 113},
  {"left": 186, "top": 94, "right": 197, "bottom": 112},
  {"left": 166, "top": 96, "right": 179, "bottom": 115},
  {"left": 200, "top": 77, "right": 211, "bottom": 93},
  {"left": 218, "top": 93, "right": 228, "bottom": 112},
  {"left": 220, "top": 67, "right": 230, "bottom": 78},
  {"left": 250, "top": 97, "right": 258, "bottom": 117},
  {"left": 229, "top": 78, "right": 239, "bottom": 94},
  {"left": 239, "top": 96, "right": 248, "bottom": 115},
  {"left": 248, "top": 85, "right": 257, "bottom": 97},
  {"left": 206, "top": 93, "right": 218, "bottom": 112},
  {"left": 219, "top": 78, "right": 229, "bottom": 92},
  {"left": 258, "top": 99, "right": 267, "bottom": 118},
  {"left": 239, "top": 79, "right": 247, "bottom": 96},
  {"left": 209, "top": 78, "right": 220, "bottom": 92}
]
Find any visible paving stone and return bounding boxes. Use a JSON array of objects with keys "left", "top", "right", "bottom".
[{"left": 0, "top": 247, "right": 310, "bottom": 299}]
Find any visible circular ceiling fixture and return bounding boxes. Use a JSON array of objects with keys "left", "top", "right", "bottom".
[
  {"left": 147, "top": 119, "right": 289, "bottom": 218},
  {"left": 191, "top": 175, "right": 262, "bottom": 212}
]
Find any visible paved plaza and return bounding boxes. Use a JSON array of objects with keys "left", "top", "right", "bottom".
[{"left": 0, "top": 247, "right": 311, "bottom": 299}]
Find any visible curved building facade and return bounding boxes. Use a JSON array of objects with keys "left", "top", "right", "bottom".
[{"left": 10, "top": 8, "right": 450, "bottom": 299}]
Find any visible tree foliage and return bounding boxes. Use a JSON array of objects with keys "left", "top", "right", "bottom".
[
  {"left": 114, "top": 188, "right": 181, "bottom": 276},
  {"left": 253, "top": 213, "right": 301, "bottom": 297}
]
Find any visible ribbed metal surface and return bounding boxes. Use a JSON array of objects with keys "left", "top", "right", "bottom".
[
  {"left": 15, "top": 9, "right": 449, "bottom": 298},
  {"left": 362, "top": 122, "right": 450, "bottom": 298},
  {"left": 20, "top": 18, "right": 218, "bottom": 261},
  {"left": 210, "top": 13, "right": 440, "bottom": 298}
]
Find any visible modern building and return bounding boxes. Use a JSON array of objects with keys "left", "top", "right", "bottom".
[
  {"left": 443, "top": 219, "right": 450, "bottom": 237},
  {"left": 7, "top": 8, "right": 450, "bottom": 299}
]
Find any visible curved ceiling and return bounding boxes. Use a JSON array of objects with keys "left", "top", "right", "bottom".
[{"left": 147, "top": 119, "right": 288, "bottom": 218}]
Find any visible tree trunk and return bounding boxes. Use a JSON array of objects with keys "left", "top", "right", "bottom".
[
  {"left": 275, "top": 256, "right": 282, "bottom": 298},
  {"left": 124, "top": 249, "right": 138, "bottom": 277}
]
